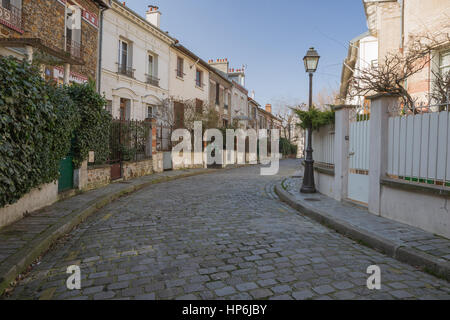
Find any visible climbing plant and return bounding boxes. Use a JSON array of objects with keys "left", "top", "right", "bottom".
[
  {"left": 67, "top": 81, "right": 112, "bottom": 168},
  {"left": 0, "top": 57, "right": 78, "bottom": 207},
  {"left": 0, "top": 57, "right": 112, "bottom": 208},
  {"left": 294, "top": 106, "right": 335, "bottom": 131}
]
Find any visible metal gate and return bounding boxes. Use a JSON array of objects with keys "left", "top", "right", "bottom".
[
  {"left": 347, "top": 108, "right": 370, "bottom": 206},
  {"left": 58, "top": 155, "right": 74, "bottom": 193},
  {"left": 109, "top": 120, "right": 123, "bottom": 180}
]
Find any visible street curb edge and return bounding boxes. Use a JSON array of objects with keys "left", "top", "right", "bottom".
[{"left": 274, "top": 183, "right": 450, "bottom": 282}]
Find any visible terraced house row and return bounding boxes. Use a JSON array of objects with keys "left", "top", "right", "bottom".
[{"left": 0, "top": 0, "right": 282, "bottom": 133}]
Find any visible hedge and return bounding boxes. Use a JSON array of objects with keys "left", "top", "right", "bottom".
[
  {"left": 67, "top": 81, "right": 111, "bottom": 168},
  {"left": 0, "top": 57, "right": 111, "bottom": 208},
  {"left": 0, "top": 58, "right": 79, "bottom": 207},
  {"left": 294, "top": 106, "right": 335, "bottom": 131},
  {"left": 279, "top": 137, "right": 298, "bottom": 156}
]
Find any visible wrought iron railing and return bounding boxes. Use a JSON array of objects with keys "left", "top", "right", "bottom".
[
  {"left": 0, "top": 3, "right": 22, "bottom": 32},
  {"left": 65, "top": 38, "right": 82, "bottom": 59},
  {"left": 146, "top": 75, "right": 159, "bottom": 87},
  {"left": 118, "top": 64, "right": 134, "bottom": 78}
]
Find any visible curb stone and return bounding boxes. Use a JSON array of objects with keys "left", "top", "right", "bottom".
[
  {"left": 0, "top": 168, "right": 232, "bottom": 295},
  {"left": 274, "top": 183, "right": 450, "bottom": 282}
]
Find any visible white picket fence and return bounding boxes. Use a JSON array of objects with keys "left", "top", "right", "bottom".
[
  {"left": 312, "top": 124, "right": 335, "bottom": 167},
  {"left": 387, "top": 106, "right": 450, "bottom": 187}
]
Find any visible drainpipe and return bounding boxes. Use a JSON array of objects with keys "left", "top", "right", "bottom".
[
  {"left": 97, "top": 4, "right": 109, "bottom": 93},
  {"left": 400, "top": 0, "right": 405, "bottom": 52}
]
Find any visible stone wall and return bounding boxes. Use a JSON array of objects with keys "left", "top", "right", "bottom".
[
  {"left": 123, "top": 159, "right": 153, "bottom": 181},
  {"left": 86, "top": 165, "right": 111, "bottom": 191},
  {"left": 0, "top": 0, "right": 101, "bottom": 80},
  {"left": 72, "top": 0, "right": 101, "bottom": 80}
]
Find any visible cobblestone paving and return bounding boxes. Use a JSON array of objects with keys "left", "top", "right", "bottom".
[
  {"left": 283, "top": 178, "right": 450, "bottom": 262},
  {"left": 6, "top": 160, "right": 450, "bottom": 300}
]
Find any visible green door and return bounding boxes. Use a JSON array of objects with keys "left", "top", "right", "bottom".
[{"left": 58, "top": 155, "right": 74, "bottom": 193}]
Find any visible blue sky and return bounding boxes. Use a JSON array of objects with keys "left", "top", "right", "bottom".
[{"left": 123, "top": 0, "right": 368, "bottom": 110}]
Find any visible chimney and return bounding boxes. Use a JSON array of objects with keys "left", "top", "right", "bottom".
[
  {"left": 208, "top": 58, "right": 229, "bottom": 74},
  {"left": 146, "top": 5, "right": 161, "bottom": 28},
  {"left": 265, "top": 104, "right": 272, "bottom": 114}
]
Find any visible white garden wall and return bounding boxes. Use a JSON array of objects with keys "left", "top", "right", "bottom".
[
  {"left": 380, "top": 185, "right": 450, "bottom": 238},
  {"left": 0, "top": 182, "right": 59, "bottom": 229}
]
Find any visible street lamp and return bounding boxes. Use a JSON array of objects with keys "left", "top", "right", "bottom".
[{"left": 301, "top": 47, "right": 320, "bottom": 194}]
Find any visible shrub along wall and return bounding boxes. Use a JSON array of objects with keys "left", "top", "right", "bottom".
[
  {"left": 0, "top": 57, "right": 111, "bottom": 209},
  {"left": 0, "top": 58, "right": 78, "bottom": 208},
  {"left": 68, "top": 82, "right": 111, "bottom": 168}
]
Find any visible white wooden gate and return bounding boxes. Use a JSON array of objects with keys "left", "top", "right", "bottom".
[{"left": 348, "top": 109, "right": 370, "bottom": 205}]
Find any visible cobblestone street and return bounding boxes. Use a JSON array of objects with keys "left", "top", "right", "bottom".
[{"left": 6, "top": 160, "right": 450, "bottom": 300}]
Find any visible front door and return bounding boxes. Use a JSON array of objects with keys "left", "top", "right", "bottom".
[
  {"left": 347, "top": 109, "right": 370, "bottom": 206},
  {"left": 58, "top": 155, "right": 74, "bottom": 193}
]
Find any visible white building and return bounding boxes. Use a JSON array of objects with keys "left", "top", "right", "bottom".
[
  {"left": 344, "top": 31, "right": 379, "bottom": 108},
  {"left": 168, "top": 43, "right": 210, "bottom": 120},
  {"left": 100, "top": 1, "right": 175, "bottom": 120},
  {"left": 231, "top": 80, "right": 249, "bottom": 128}
]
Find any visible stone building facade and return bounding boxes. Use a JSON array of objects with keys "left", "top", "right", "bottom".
[
  {"left": 208, "top": 59, "right": 232, "bottom": 127},
  {"left": 0, "top": 0, "right": 109, "bottom": 83},
  {"left": 100, "top": 1, "right": 174, "bottom": 121},
  {"left": 168, "top": 44, "right": 211, "bottom": 129}
]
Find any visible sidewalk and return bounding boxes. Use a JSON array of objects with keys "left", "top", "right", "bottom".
[
  {"left": 275, "top": 177, "right": 450, "bottom": 281},
  {"left": 0, "top": 167, "right": 222, "bottom": 294}
]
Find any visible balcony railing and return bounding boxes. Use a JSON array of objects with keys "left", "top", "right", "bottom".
[
  {"left": 146, "top": 75, "right": 159, "bottom": 87},
  {"left": 65, "top": 38, "right": 82, "bottom": 60},
  {"left": 0, "top": 3, "right": 22, "bottom": 32},
  {"left": 118, "top": 64, "right": 134, "bottom": 78}
]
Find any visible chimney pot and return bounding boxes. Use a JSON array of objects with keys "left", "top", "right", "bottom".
[{"left": 146, "top": 5, "right": 161, "bottom": 28}]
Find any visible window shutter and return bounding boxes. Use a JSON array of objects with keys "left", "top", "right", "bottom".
[
  {"left": 128, "top": 43, "right": 133, "bottom": 68},
  {"left": 118, "top": 40, "right": 121, "bottom": 64},
  {"left": 154, "top": 55, "right": 159, "bottom": 78}
]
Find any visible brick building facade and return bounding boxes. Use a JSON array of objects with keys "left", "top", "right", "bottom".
[
  {"left": 0, "top": 0, "right": 109, "bottom": 82},
  {"left": 363, "top": 0, "right": 450, "bottom": 104}
]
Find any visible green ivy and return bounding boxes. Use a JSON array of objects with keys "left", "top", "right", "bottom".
[
  {"left": 67, "top": 81, "right": 111, "bottom": 168},
  {"left": 0, "top": 57, "right": 111, "bottom": 208},
  {"left": 0, "top": 57, "right": 78, "bottom": 207},
  {"left": 294, "top": 106, "right": 335, "bottom": 131}
]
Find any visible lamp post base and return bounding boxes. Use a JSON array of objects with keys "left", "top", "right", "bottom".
[{"left": 301, "top": 159, "right": 316, "bottom": 194}]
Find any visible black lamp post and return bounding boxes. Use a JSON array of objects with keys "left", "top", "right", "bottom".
[{"left": 301, "top": 47, "right": 320, "bottom": 194}]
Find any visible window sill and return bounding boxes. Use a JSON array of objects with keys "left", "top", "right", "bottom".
[
  {"left": 195, "top": 85, "right": 204, "bottom": 91},
  {"left": 176, "top": 76, "right": 184, "bottom": 81},
  {"left": 117, "top": 73, "right": 135, "bottom": 80}
]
